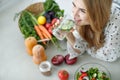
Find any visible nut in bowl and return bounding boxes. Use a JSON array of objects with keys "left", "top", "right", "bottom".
[
  {"left": 74, "top": 63, "right": 111, "bottom": 80},
  {"left": 39, "top": 61, "right": 52, "bottom": 76}
]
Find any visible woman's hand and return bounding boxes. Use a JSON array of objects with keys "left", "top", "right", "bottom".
[{"left": 66, "top": 32, "right": 81, "bottom": 54}]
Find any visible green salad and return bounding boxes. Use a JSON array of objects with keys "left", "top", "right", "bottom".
[{"left": 75, "top": 67, "right": 110, "bottom": 80}]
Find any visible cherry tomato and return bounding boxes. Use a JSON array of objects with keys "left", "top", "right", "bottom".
[
  {"left": 45, "top": 23, "right": 52, "bottom": 29},
  {"left": 58, "top": 70, "right": 69, "bottom": 80},
  {"left": 51, "top": 18, "right": 57, "bottom": 25}
]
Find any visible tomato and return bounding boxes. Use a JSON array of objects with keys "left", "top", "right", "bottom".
[
  {"left": 45, "top": 23, "right": 52, "bottom": 29},
  {"left": 78, "top": 72, "right": 87, "bottom": 80},
  {"left": 51, "top": 18, "right": 57, "bottom": 25},
  {"left": 58, "top": 70, "right": 69, "bottom": 80},
  {"left": 48, "top": 27, "right": 52, "bottom": 34},
  {"left": 38, "top": 16, "right": 46, "bottom": 25}
]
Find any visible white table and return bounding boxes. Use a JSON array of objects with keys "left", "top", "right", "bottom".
[{"left": 0, "top": 0, "right": 120, "bottom": 80}]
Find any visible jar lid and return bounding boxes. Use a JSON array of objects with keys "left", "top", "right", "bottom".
[{"left": 39, "top": 61, "right": 52, "bottom": 72}]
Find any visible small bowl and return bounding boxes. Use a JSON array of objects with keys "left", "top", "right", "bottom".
[
  {"left": 74, "top": 63, "right": 111, "bottom": 80},
  {"left": 39, "top": 61, "right": 52, "bottom": 76}
]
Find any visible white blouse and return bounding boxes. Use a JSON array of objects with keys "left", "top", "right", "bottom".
[{"left": 67, "top": 2, "right": 120, "bottom": 62}]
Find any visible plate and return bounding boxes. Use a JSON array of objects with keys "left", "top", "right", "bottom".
[{"left": 74, "top": 63, "right": 111, "bottom": 80}]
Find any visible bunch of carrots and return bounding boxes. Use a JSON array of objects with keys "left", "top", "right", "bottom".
[
  {"left": 34, "top": 25, "right": 52, "bottom": 45},
  {"left": 24, "top": 10, "right": 52, "bottom": 45}
]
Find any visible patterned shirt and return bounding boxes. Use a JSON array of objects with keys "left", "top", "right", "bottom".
[{"left": 67, "top": 2, "right": 120, "bottom": 62}]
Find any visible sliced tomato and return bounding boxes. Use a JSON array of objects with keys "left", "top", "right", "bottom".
[
  {"left": 78, "top": 72, "right": 87, "bottom": 80},
  {"left": 78, "top": 78, "right": 82, "bottom": 80}
]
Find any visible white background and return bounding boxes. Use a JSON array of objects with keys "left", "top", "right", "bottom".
[{"left": 0, "top": 0, "right": 120, "bottom": 80}]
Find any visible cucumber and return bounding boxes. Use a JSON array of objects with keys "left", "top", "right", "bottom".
[{"left": 60, "top": 19, "right": 74, "bottom": 31}]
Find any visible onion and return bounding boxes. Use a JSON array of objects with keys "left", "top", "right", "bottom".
[
  {"left": 65, "top": 54, "right": 77, "bottom": 65},
  {"left": 51, "top": 55, "right": 64, "bottom": 65},
  {"left": 80, "top": 70, "right": 87, "bottom": 73}
]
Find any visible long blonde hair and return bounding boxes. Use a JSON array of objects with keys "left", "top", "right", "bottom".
[{"left": 78, "top": 0, "right": 112, "bottom": 49}]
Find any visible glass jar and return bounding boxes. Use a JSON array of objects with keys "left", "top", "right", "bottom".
[{"left": 52, "top": 14, "right": 75, "bottom": 40}]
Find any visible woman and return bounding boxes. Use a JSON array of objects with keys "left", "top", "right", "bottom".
[{"left": 66, "top": 0, "right": 120, "bottom": 62}]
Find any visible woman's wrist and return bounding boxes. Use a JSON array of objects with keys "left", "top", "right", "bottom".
[{"left": 66, "top": 32, "right": 75, "bottom": 46}]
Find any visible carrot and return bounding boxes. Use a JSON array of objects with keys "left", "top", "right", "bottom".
[
  {"left": 42, "top": 32, "right": 49, "bottom": 39},
  {"left": 34, "top": 25, "right": 46, "bottom": 45},
  {"left": 38, "top": 25, "right": 52, "bottom": 39}
]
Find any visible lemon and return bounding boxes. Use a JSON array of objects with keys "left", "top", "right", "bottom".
[{"left": 38, "top": 16, "right": 46, "bottom": 25}]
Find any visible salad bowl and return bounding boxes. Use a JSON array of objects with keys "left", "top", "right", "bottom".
[{"left": 74, "top": 63, "right": 111, "bottom": 80}]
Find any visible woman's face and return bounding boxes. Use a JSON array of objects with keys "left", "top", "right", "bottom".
[{"left": 72, "top": 0, "right": 90, "bottom": 26}]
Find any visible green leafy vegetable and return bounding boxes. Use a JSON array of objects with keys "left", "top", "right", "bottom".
[
  {"left": 76, "top": 67, "right": 110, "bottom": 80},
  {"left": 19, "top": 11, "right": 39, "bottom": 40},
  {"left": 43, "top": 0, "right": 64, "bottom": 18},
  {"left": 87, "top": 68, "right": 110, "bottom": 80}
]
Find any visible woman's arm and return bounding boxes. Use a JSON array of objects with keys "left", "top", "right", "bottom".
[{"left": 66, "top": 30, "right": 87, "bottom": 59}]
